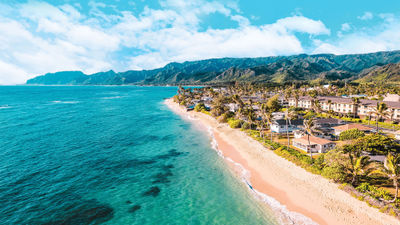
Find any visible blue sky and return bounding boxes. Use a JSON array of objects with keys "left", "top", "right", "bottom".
[{"left": 0, "top": 0, "right": 400, "bottom": 84}]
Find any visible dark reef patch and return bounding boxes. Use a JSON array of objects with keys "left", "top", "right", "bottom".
[
  {"left": 163, "top": 164, "right": 174, "bottom": 169},
  {"left": 161, "top": 134, "right": 173, "bottom": 141},
  {"left": 142, "top": 186, "right": 161, "bottom": 197},
  {"left": 155, "top": 149, "right": 186, "bottom": 160},
  {"left": 151, "top": 164, "right": 175, "bottom": 184},
  {"left": 42, "top": 199, "right": 114, "bottom": 225},
  {"left": 152, "top": 171, "right": 173, "bottom": 184},
  {"left": 145, "top": 135, "right": 160, "bottom": 141},
  {"left": 128, "top": 205, "right": 141, "bottom": 213}
]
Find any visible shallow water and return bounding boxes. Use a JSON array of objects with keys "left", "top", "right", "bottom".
[{"left": 0, "top": 86, "right": 277, "bottom": 225}]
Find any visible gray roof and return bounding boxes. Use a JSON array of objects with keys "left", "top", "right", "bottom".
[{"left": 273, "top": 119, "right": 304, "bottom": 126}]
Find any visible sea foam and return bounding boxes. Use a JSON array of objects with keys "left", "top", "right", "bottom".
[
  {"left": 101, "top": 96, "right": 124, "bottom": 100},
  {"left": 0, "top": 105, "right": 11, "bottom": 109},
  {"left": 51, "top": 100, "right": 80, "bottom": 104}
]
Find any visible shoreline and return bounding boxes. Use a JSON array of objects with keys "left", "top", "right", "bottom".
[{"left": 165, "top": 98, "right": 400, "bottom": 225}]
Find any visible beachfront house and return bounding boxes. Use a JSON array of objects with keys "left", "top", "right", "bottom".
[
  {"left": 270, "top": 119, "right": 303, "bottom": 133},
  {"left": 292, "top": 136, "right": 336, "bottom": 153},
  {"left": 332, "top": 123, "right": 374, "bottom": 136}
]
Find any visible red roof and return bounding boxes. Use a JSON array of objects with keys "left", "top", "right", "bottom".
[
  {"left": 293, "top": 135, "right": 334, "bottom": 145},
  {"left": 332, "top": 123, "right": 373, "bottom": 132}
]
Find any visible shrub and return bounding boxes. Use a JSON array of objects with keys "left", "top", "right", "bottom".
[
  {"left": 339, "top": 183, "right": 349, "bottom": 190},
  {"left": 356, "top": 182, "right": 393, "bottom": 201},
  {"left": 389, "top": 208, "right": 397, "bottom": 216},
  {"left": 241, "top": 122, "right": 251, "bottom": 130},
  {"left": 228, "top": 119, "right": 242, "bottom": 129},
  {"left": 339, "top": 128, "right": 365, "bottom": 141},
  {"left": 218, "top": 112, "right": 234, "bottom": 123},
  {"left": 356, "top": 182, "right": 370, "bottom": 193},
  {"left": 314, "top": 154, "right": 325, "bottom": 169},
  {"left": 303, "top": 111, "right": 316, "bottom": 119},
  {"left": 321, "top": 165, "right": 347, "bottom": 183},
  {"left": 380, "top": 205, "right": 389, "bottom": 213},
  {"left": 194, "top": 103, "right": 207, "bottom": 112}
]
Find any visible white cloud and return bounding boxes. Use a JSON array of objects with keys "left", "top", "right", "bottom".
[
  {"left": 313, "top": 16, "right": 400, "bottom": 55},
  {"left": 341, "top": 23, "right": 351, "bottom": 32},
  {"left": 273, "top": 16, "right": 330, "bottom": 35},
  {"left": 0, "top": 0, "right": 334, "bottom": 84},
  {"left": 0, "top": 60, "right": 29, "bottom": 85},
  {"left": 358, "top": 12, "right": 373, "bottom": 20}
]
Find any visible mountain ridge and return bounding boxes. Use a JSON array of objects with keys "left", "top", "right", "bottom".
[{"left": 26, "top": 50, "right": 400, "bottom": 85}]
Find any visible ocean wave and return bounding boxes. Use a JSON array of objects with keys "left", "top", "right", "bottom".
[
  {"left": 207, "top": 127, "right": 318, "bottom": 225},
  {"left": 101, "top": 96, "right": 124, "bottom": 100},
  {"left": 0, "top": 105, "right": 11, "bottom": 109},
  {"left": 51, "top": 101, "right": 80, "bottom": 104}
]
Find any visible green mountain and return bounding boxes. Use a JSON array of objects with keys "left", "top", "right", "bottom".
[
  {"left": 26, "top": 50, "right": 400, "bottom": 85},
  {"left": 355, "top": 63, "right": 400, "bottom": 83}
]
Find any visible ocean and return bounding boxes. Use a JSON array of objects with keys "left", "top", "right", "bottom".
[{"left": 0, "top": 86, "right": 278, "bottom": 225}]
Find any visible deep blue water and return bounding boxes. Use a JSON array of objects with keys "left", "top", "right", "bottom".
[{"left": 0, "top": 86, "right": 276, "bottom": 225}]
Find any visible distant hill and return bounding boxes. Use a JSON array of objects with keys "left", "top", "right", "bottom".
[
  {"left": 26, "top": 50, "right": 400, "bottom": 85},
  {"left": 355, "top": 63, "right": 400, "bottom": 83}
]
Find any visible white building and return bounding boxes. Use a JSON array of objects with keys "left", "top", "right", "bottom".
[
  {"left": 270, "top": 119, "right": 303, "bottom": 133},
  {"left": 292, "top": 136, "right": 336, "bottom": 153},
  {"left": 288, "top": 96, "right": 400, "bottom": 121}
]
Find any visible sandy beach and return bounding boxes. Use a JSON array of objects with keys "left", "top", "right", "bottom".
[{"left": 165, "top": 98, "right": 400, "bottom": 225}]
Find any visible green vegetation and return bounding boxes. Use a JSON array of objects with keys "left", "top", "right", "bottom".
[
  {"left": 356, "top": 183, "right": 393, "bottom": 201},
  {"left": 194, "top": 103, "right": 207, "bottom": 112},
  {"left": 339, "top": 128, "right": 365, "bottom": 141},
  {"left": 227, "top": 118, "right": 242, "bottom": 129}
]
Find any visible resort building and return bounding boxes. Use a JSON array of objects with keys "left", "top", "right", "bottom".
[
  {"left": 292, "top": 136, "right": 336, "bottom": 153},
  {"left": 332, "top": 123, "right": 374, "bottom": 136},
  {"left": 288, "top": 96, "right": 400, "bottom": 121},
  {"left": 270, "top": 119, "right": 303, "bottom": 133}
]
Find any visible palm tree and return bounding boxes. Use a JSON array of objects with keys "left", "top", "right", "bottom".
[
  {"left": 294, "top": 92, "right": 300, "bottom": 108},
  {"left": 327, "top": 99, "right": 332, "bottom": 111},
  {"left": 388, "top": 109, "right": 396, "bottom": 130},
  {"left": 303, "top": 117, "right": 316, "bottom": 160},
  {"left": 285, "top": 108, "right": 298, "bottom": 150},
  {"left": 247, "top": 107, "right": 256, "bottom": 129},
  {"left": 256, "top": 119, "right": 265, "bottom": 138},
  {"left": 349, "top": 155, "right": 373, "bottom": 186},
  {"left": 261, "top": 104, "right": 274, "bottom": 143},
  {"left": 309, "top": 91, "right": 318, "bottom": 111},
  {"left": 377, "top": 152, "right": 400, "bottom": 202},
  {"left": 351, "top": 97, "right": 360, "bottom": 118},
  {"left": 373, "top": 102, "right": 389, "bottom": 133},
  {"left": 326, "top": 109, "right": 335, "bottom": 118},
  {"left": 313, "top": 99, "right": 322, "bottom": 114},
  {"left": 367, "top": 111, "right": 373, "bottom": 125},
  {"left": 232, "top": 94, "right": 244, "bottom": 108}
]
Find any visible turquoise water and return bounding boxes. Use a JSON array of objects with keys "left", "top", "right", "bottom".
[{"left": 0, "top": 86, "right": 277, "bottom": 225}]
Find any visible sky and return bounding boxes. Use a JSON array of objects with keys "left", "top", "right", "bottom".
[{"left": 0, "top": 0, "right": 400, "bottom": 84}]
